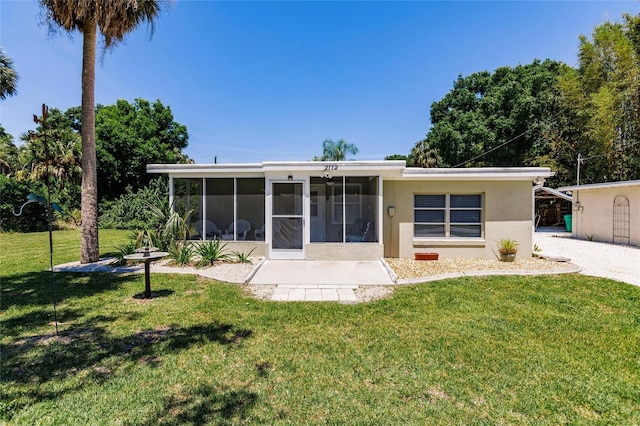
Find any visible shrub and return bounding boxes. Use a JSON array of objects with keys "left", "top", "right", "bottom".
[
  {"left": 111, "top": 240, "right": 137, "bottom": 266},
  {"left": 168, "top": 240, "right": 195, "bottom": 266},
  {"left": 231, "top": 248, "right": 255, "bottom": 264},
  {"left": 99, "top": 177, "right": 169, "bottom": 230},
  {"left": 0, "top": 176, "right": 48, "bottom": 232},
  {"left": 196, "top": 239, "right": 228, "bottom": 267}
]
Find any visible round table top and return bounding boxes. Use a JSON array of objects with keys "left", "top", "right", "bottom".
[{"left": 123, "top": 251, "right": 169, "bottom": 262}]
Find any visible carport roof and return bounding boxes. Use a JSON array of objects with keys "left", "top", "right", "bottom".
[{"left": 535, "top": 186, "right": 572, "bottom": 202}]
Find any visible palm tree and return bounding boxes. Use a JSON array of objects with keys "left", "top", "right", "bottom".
[
  {"left": 20, "top": 124, "right": 82, "bottom": 189},
  {"left": 0, "top": 126, "right": 19, "bottom": 175},
  {"left": 320, "top": 138, "right": 359, "bottom": 161},
  {"left": 409, "top": 139, "right": 440, "bottom": 168},
  {"left": 0, "top": 49, "right": 18, "bottom": 100},
  {"left": 40, "top": 0, "right": 162, "bottom": 263}
]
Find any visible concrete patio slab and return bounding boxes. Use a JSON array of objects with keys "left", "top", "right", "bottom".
[{"left": 249, "top": 260, "right": 395, "bottom": 286}]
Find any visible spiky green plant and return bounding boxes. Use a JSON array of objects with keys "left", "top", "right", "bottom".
[
  {"left": 145, "top": 201, "right": 192, "bottom": 250},
  {"left": 168, "top": 240, "right": 195, "bottom": 266},
  {"left": 131, "top": 229, "right": 158, "bottom": 248},
  {"left": 196, "top": 239, "right": 228, "bottom": 267},
  {"left": 111, "top": 239, "right": 136, "bottom": 266},
  {"left": 497, "top": 238, "right": 519, "bottom": 254},
  {"left": 231, "top": 248, "right": 255, "bottom": 264}
]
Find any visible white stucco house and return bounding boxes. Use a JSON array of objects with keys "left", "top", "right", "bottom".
[
  {"left": 558, "top": 180, "right": 640, "bottom": 245},
  {"left": 147, "top": 161, "right": 553, "bottom": 260}
]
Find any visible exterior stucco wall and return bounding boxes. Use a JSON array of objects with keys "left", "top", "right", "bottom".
[
  {"left": 305, "top": 243, "right": 383, "bottom": 260},
  {"left": 571, "top": 185, "right": 640, "bottom": 245},
  {"left": 383, "top": 180, "right": 534, "bottom": 259}
]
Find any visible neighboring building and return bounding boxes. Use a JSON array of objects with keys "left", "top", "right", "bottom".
[
  {"left": 534, "top": 186, "right": 572, "bottom": 228},
  {"left": 558, "top": 180, "right": 640, "bottom": 245},
  {"left": 147, "top": 161, "right": 553, "bottom": 260}
]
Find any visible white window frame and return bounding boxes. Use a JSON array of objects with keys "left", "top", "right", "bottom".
[{"left": 414, "top": 194, "right": 483, "bottom": 239}]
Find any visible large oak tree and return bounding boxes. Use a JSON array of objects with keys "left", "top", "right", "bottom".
[
  {"left": 412, "top": 60, "right": 565, "bottom": 169},
  {"left": 94, "top": 98, "right": 189, "bottom": 201}
]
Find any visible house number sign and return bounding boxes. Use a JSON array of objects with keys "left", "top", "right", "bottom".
[{"left": 323, "top": 164, "right": 339, "bottom": 171}]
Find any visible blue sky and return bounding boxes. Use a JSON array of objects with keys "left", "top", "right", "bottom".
[{"left": 1, "top": 1, "right": 638, "bottom": 164}]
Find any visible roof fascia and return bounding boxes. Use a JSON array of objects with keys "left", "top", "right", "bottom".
[
  {"left": 558, "top": 179, "right": 640, "bottom": 192},
  {"left": 147, "top": 160, "right": 406, "bottom": 177},
  {"left": 401, "top": 167, "right": 554, "bottom": 181},
  {"left": 147, "top": 163, "right": 263, "bottom": 176}
]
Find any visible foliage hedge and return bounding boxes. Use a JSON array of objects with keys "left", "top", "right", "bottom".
[
  {"left": 0, "top": 176, "right": 48, "bottom": 232},
  {"left": 98, "top": 177, "right": 169, "bottom": 230}
]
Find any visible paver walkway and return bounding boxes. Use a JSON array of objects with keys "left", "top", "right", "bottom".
[{"left": 271, "top": 285, "right": 358, "bottom": 302}]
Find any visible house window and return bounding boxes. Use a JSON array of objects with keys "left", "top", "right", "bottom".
[{"left": 414, "top": 194, "right": 483, "bottom": 238}]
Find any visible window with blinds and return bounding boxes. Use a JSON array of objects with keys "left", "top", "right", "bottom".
[{"left": 414, "top": 194, "right": 483, "bottom": 238}]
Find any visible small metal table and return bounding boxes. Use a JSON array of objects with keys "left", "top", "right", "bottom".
[{"left": 124, "top": 248, "right": 168, "bottom": 298}]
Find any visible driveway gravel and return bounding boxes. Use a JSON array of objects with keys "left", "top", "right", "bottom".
[{"left": 533, "top": 231, "right": 640, "bottom": 287}]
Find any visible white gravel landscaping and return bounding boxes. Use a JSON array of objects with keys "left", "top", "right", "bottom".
[{"left": 533, "top": 231, "right": 640, "bottom": 287}]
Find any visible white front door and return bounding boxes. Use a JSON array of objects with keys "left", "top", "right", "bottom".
[{"left": 270, "top": 182, "right": 305, "bottom": 259}]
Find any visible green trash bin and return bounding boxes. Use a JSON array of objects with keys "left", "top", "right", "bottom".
[{"left": 563, "top": 214, "right": 572, "bottom": 232}]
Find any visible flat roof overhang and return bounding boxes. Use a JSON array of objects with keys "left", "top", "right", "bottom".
[
  {"left": 558, "top": 179, "right": 640, "bottom": 192},
  {"left": 147, "top": 160, "right": 407, "bottom": 178},
  {"left": 147, "top": 162, "right": 553, "bottom": 181},
  {"left": 401, "top": 166, "right": 554, "bottom": 181}
]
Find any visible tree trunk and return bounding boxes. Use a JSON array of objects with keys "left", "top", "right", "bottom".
[{"left": 80, "top": 19, "right": 99, "bottom": 264}]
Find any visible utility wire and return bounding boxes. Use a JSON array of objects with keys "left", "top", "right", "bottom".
[
  {"left": 580, "top": 139, "right": 640, "bottom": 161},
  {"left": 451, "top": 107, "right": 571, "bottom": 168},
  {"left": 452, "top": 105, "right": 640, "bottom": 168},
  {"left": 452, "top": 129, "right": 529, "bottom": 168}
]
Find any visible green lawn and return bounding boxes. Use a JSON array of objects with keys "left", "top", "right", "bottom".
[{"left": 1, "top": 230, "right": 639, "bottom": 425}]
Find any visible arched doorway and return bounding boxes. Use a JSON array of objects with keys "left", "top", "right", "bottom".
[{"left": 613, "top": 195, "right": 630, "bottom": 244}]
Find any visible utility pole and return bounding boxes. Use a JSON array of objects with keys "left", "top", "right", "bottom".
[{"left": 576, "top": 153, "right": 583, "bottom": 186}]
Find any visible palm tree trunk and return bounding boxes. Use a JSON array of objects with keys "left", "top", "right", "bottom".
[{"left": 80, "top": 18, "right": 99, "bottom": 263}]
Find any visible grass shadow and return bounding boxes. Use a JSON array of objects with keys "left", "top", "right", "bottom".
[
  {"left": 132, "top": 289, "right": 175, "bottom": 300},
  {"left": 141, "top": 385, "right": 258, "bottom": 425},
  {"left": 1, "top": 271, "right": 135, "bottom": 311},
  {"left": 1, "top": 307, "right": 83, "bottom": 337},
  {"left": 2, "top": 320, "right": 253, "bottom": 418},
  {"left": 3, "top": 321, "right": 253, "bottom": 384}
]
